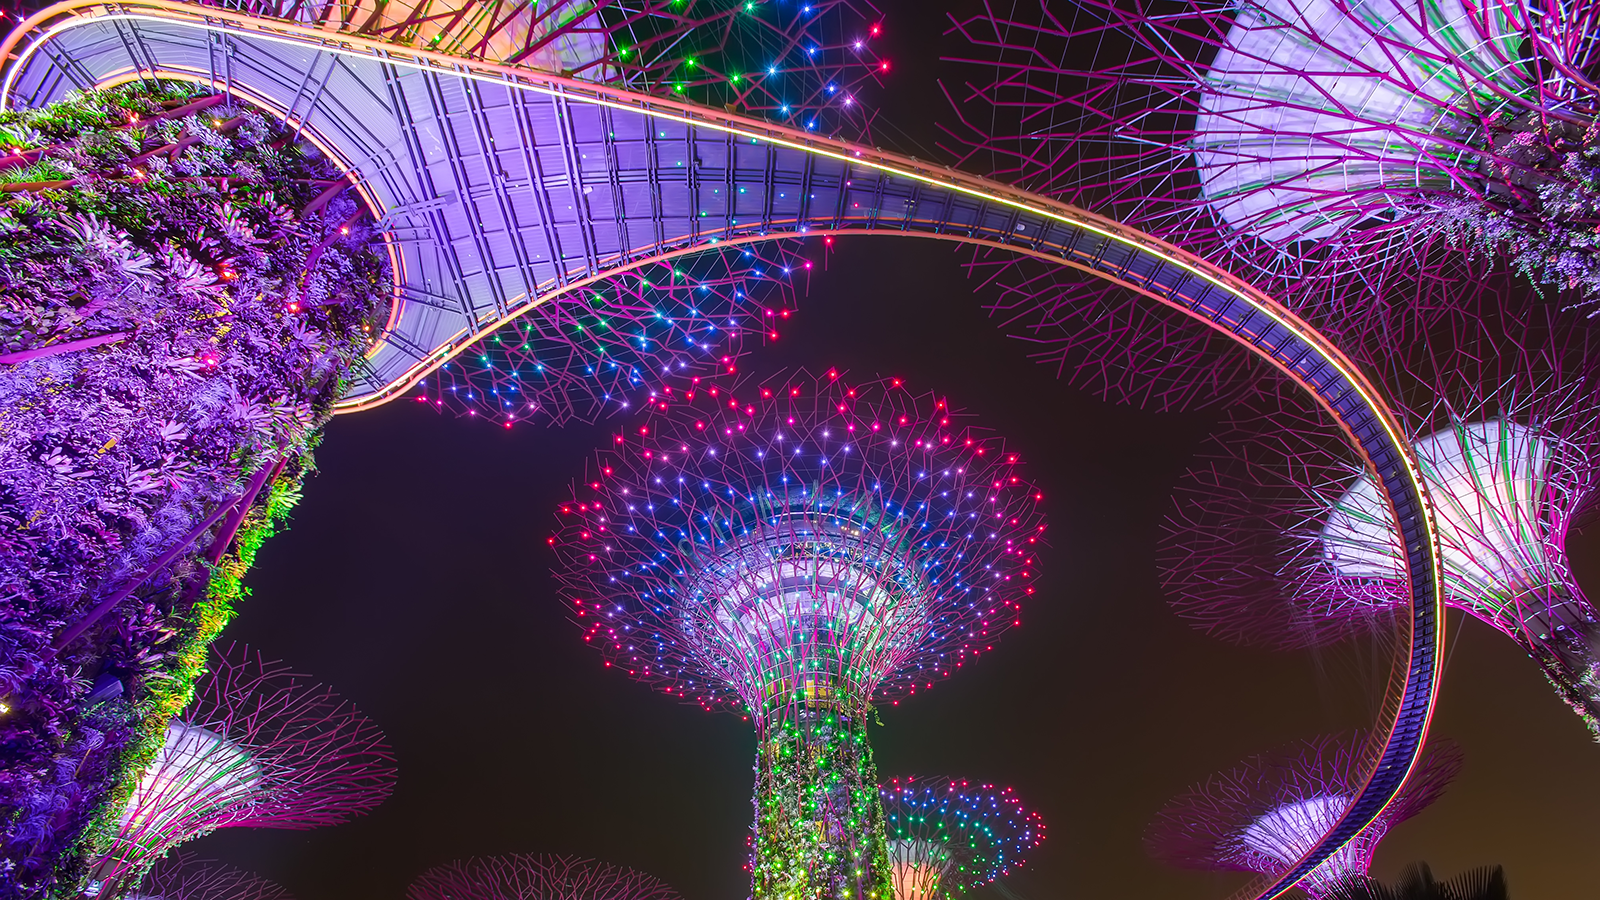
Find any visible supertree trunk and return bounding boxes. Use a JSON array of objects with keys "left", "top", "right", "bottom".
[
  {"left": 1521, "top": 587, "right": 1600, "bottom": 729},
  {"left": 752, "top": 701, "right": 891, "bottom": 900}
]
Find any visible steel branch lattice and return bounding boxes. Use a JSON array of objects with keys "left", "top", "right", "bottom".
[
  {"left": 1148, "top": 734, "right": 1464, "bottom": 900},
  {"left": 94, "top": 644, "right": 394, "bottom": 894},
  {"left": 1164, "top": 293, "right": 1600, "bottom": 735},
  {"left": 1, "top": 5, "right": 1447, "bottom": 897},
  {"left": 407, "top": 854, "right": 681, "bottom": 900},
  {"left": 553, "top": 370, "right": 1048, "bottom": 715},
  {"left": 136, "top": 851, "right": 295, "bottom": 900}
]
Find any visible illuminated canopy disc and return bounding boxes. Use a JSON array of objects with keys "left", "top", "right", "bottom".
[
  {"left": 881, "top": 777, "right": 1044, "bottom": 899},
  {"left": 117, "top": 722, "right": 265, "bottom": 847},
  {"left": 1319, "top": 417, "right": 1600, "bottom": 723},
  {"left": 1193, "top": 0, "right": 1529, "bottom": 245},
  {"left": 1147, "top": 733, "right": 1463, "bottom": 900},
  {"left": 553, "top": 370, "right": 1045, "bottom": 900},
  {"left": 91, "top": 645, "right": 395, "bottom": 893}
]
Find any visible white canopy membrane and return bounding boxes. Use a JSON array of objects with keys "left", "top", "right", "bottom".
[
  {"left": 1319, "top": 418, "right": 1589, "bottom": 640},
  {"left": 1238, "top": 795, "right": 1370, "bottom": 898},
  {"left": 685, "top": 505, "right": 933, "bottom": 715},
  {"left": 1193, "top": 0, "right": 1567, "bottom": 244},
  {"left": 889, "top": 838, "right": 956, "bottom": 900},
  {"left": 117, "top": 722, "right": 265, "bottom": 849}
]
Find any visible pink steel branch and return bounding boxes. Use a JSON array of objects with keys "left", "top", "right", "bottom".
[
  {"left": 408, "top": 854, "right": 681, "bottom": 900},
  {"left": 1147, "top": 733, "right": 1464, "bottom": 899},
  {"left": 94, "top": 644, "right": 395, "bottom": 891}
]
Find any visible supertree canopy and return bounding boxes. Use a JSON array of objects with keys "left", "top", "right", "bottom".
[
  {"left": 1163, "top": 293, "right": 1600, "bottom": 734},
  {"left": 551, "top": 370, "right": 1046, "bottom": 900},
  {"left": 1146, "top": 733, "right": 1464, "bottom": 899},
  {"left": 87, "top": 644, "right": 394, "bottom": 897},
  {"left": 879, "top": 777, "right": 1044, "bottom": 900},
  {"left": 948, "top": 0, "right": 1600, "bottom": 304},
  {"left": 0, "top": 80, "right": 387, "bottom": 896},
  {"left": 407, "top": 854, "right": 680, "bottom": 900},
  {"left": 937, "top": 0, "right": 1600, "bottom": 414},
  {"left": 127, "top": 852, "right": 294, "bottom": 900}
]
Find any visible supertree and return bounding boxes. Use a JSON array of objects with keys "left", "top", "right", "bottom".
[
  {"left": 879, "top": 777, "right": 1044, "bottom": 900},
  {"left": 1152, "top": 733, "right": 1465, "bottom": 890},
  {"left": 938, "top": 0, "right": 1600, "bottom": 412},
  {"left": 126, "top": 852, "right": 294, "bottom": 900},
  {"left": 551, "top": 370, "right": 1046, "bottom": 900},
  {"left": 85, "top": 644, "right": 394, "bottom": 897},
  {"left": 1146, "top": 733, "right": 1464, "bottom": 899},
  {"left": 1162, "top": 288, "right": 1600, "bottom": 735},
  {"left": 407, "top": 854, "right": 680, "bottom": 900},
  {"left": 947, "top": 0, "right": 1600, "bottom": 305}
]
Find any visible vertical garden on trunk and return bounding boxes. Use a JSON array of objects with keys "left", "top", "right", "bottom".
[{"left": 0, "top": 81, "right": 388, "bottom": 897}]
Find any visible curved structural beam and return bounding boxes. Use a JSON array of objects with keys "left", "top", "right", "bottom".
[{"left": 0, "top": 6, "right": 1441, "bottom": 896}]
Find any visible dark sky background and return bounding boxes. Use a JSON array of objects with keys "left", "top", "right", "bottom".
[{"left": 184, "top": 4, "right": 1600, "bottom": 898}]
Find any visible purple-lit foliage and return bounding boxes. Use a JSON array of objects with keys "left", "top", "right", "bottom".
[
  {"left": 1147, "top": 733, "right": 1463, "bottom": 899},
  {"left": 407, "top": 854, "right": 680, "bottom": 900},
  {"left": 550, "top": 370, "right": 1045, "bottom": 898},
  {"left": 1162, "top": 293, "right": 1600, "bottom": 732},
  {"left": 880, "top": 776, "right": 1045, "bottom": 899},
  {"left": 414, "top": 243, "right": 812, "bottom": 427},
  {"left": 132, "top": 852, "right": 294, "bottom": 900},
  {"left": 172, "top": 0, "right": 889, "bottom": 137},
  {"left": 0, "top": 81, "right": 386, "bottom": 897},
  {"left": 91, "top": 644, "right": 394, "bottom": 895}
]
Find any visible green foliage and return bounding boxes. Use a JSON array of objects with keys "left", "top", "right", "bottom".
[{"left": 752, "top": 704, "right": 892, "bottom": 900}]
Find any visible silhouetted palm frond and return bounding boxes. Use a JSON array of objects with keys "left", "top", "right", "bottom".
[{"left": 1324, "top": 863, "right": 1509, "bottom": 900}]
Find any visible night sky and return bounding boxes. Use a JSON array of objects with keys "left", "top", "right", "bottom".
[{"left": 181, "top": 4, "right": 1600, "bottom": 898}]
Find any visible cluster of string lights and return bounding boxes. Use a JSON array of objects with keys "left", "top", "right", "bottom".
[
  {"left": 551, "top": 369, "right": 1046, "bottom": 714},
  {"left": 412, "top": 244, "right": 812, "bottom": 427},
  {"left": 880, "top": 776, "right": 1045, "bottom": 899},
  {"left": 179, "top": 0, "right": 890, "bottom": 136}
]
